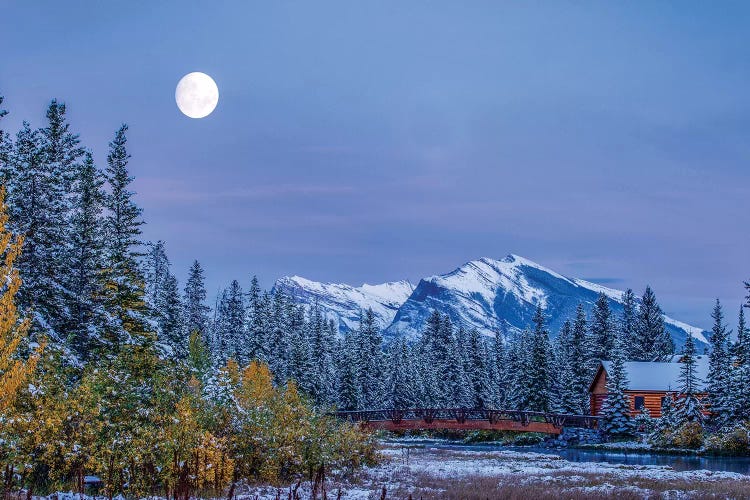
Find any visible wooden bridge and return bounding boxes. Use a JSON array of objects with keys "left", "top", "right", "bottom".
[{"left": 334, "top": 409, "right": 599, "bottom": 435}]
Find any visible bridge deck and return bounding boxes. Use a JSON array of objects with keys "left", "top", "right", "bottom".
[{"left": 334, "top": 409, "right": 599, "bottom": 435}]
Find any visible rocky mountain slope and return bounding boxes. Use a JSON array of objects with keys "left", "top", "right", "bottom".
[{"left": 274, "top": 254, "right": 708, "bottom": 349}]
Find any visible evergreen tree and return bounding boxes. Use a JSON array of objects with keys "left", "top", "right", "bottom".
[
  {"left": 8, "top": 122, "right": 52, "bottom": 332},
  {"left": 217, "top": 280, "right": 245, "bottom": 364},
  {"left": 0, "top": 96, "right": 9, "bottom": 181},
  {"left": 652, "top": 394, "right": 678, "bottom": 439},
  {"left": 706, "top": 299, "right": 731, "bottom": 421},
  {"left": 244, "top": 276, "right": 266, "bottom": 361},
  {"left": 569, "top": 304, "right": 591, "bottom": 413},
  {"left": 599, "top": 333, "right": 635, "bottom": 437},
  {"left": 100, "top": 124, "right": 150, "bottom": 352},
  {"left": 357, "top": 308, "right": 385, "bottom": 408},
  {"left": 66, "top": 152, "right": 106, "bottom": 359},
  {"left": 466, "top": 328, "right": 491, "bottom": 408},
  {"left": 287, "top": 303, "right": 313, "bottom": 394},
  {"left": 676, "top": 333, "right": 704, "bottom": 425},
  {"left": 418, "top": 310, "right": 443, "bottom": 406},
  {"left": 443, "top": 318, "right": 472, "bottom": 407},
  {"left": 526, "top": 305, "right": 551, "bottom": 412},
  {"left": 632, "top": 286, "right": 673, "bottom": 361},
  {"left": 338, "top": 329, "right": 360, "bottom": 410},
  {"left": 553, "top": 320, "right": 576, "bottom": 413},
  {"left": 589, "top": 293, "right": 615, "bottom": 362},
  {"left": 158, "top": 274, "right": 183, "bottom": 357},
  {"left": 508, "top": 328, "right": 532, "bottom": 410},
  {"left": 620, "top": 288, "right": 638, "bottom": 360},
  {"left": 732, "top": 307, "right": 750, "bottom": 421},
  {"left": 183, "top": 260, "right": 211, "bottom": 344},
  {"left": 39, "top": 100, "right": 85, "bottom": 332},
  {"left": 144, "top": 241, "right": 170, "bottom": 310},
  {"left": 491, "top": 331, "right": 509, "bottom": 407},
  {"left": 385, "top": 338, "right": 417, "bottom": 409},
  {"left": 267, "top": 290, "right": 289, "bottom": 381}
]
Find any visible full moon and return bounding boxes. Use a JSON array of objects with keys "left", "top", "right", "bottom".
[{"left": 175, "top": 72, "right": 219, "bottom": 118}]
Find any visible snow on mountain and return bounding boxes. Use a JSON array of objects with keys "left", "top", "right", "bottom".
[
  {"left": 385, "top": 254, "right": 709, "bottom": 348},
  {"left": 276, "top": 254, "right": 709, "bottom": 349},
  {"left": 273, "top": 276, "right": 414, "bottom": 334}
]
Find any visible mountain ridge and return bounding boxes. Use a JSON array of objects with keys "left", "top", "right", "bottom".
[{"left": 273, "top": 254, "right": 709, "bottom": 349}]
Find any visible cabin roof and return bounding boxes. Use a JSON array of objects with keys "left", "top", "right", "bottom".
[{"left": 598, "top": 357, "right": 709, "bottom": 392}]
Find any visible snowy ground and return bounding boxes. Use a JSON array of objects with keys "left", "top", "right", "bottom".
[
  {"left": 38, "top": 442, "right": 750, "bottom": 499},
  {"left": 231, "top": 442, "right": 750, "bottom": 499}
]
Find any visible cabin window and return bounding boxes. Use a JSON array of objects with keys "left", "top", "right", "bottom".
[{"left": 634, "top": 396, "right": 645, "bottom": 410}]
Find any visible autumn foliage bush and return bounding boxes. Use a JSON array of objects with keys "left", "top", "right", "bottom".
[{"left": 705, "top": 423, "right": 750, "bottom": 456}]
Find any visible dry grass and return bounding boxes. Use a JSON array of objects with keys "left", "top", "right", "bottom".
[{"left": 382, "top": 471, "right": 750, "bottom": 499}]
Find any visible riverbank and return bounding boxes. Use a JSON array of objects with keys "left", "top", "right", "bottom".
[{"left": 230, "top": 440, "right": 750, "bottom": 499}]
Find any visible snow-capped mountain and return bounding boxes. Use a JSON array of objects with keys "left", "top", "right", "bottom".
[
  {"left": 273, "top": 276, "right": 414, "bottom": 334},
  {"left": 276, "top": 255, "right": 709, "bottom": 349},
  {"left": 386, "top": 255, "right": 708, "bottom": 348}
]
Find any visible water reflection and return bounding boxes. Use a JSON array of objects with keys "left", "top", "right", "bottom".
[{"left": 419, "top": 441, "right": 750, "bottom": 475}]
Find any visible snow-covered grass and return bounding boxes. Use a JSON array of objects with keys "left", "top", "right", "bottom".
[{"left": 35, "top": 442, "right": 750, "bottom": 499}]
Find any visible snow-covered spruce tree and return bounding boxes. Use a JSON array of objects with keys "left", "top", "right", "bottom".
[
  {"left": 308, "top": 307, "right": 337, "bottom": 405},
  {"left": 158, "top": 273, "right": 184, "bottom": 357},
  {"left": 7, "top": 122, "right": 60, "bottom": 335},
  {"left": 287, "top": 301, "right": 314, "bottom": 394},
  {"left": 507, "top": 328, "right": 532, "bottom": 409},
  {"left": 599, "top": 332, "right": 635, "bottom": 437},
  {"left": 219, "top": 280, "right": 245, "bottom": 364},
  {"left": 620, "top": 288, "right": 638, "bottom": 360},
  {"left": 66, "top": 152, "right": 106, "bottom": 360},
  {"left": 144, "top": 241, "right": 170, "bottom": 310},
  {"left": 706, "top": 299, "right": 731, "bottom": 422},
  {"left": 0, "top": 97, "right": 9, "bottom": 180},
  {"left": 338, "top": 328, "right": 360, "bottom": 410},
  {"left": 554, "top": 320, "right": 577, "bottom": 413},
  {"left": 417, "top": 310, "right": 443, "bottom": 406},
  {"left": 385, "top": 338, "right": 417, "bottom": 408},
  {"left": 39, "top": 100, "right": 85, "bottom": 332},
  {"left": 244, "top": 275, "right": 267, "bottom": 362},
  {"left": 676, "top": 332, "right": 705, "bottom": 426},
  {"left": 357, "top": 308, "right": 386, "bottom": 409},
  {"left": 466, "top": 328, "right": 492, "bottom": 408},
  {"left": 632, "top": 286, "right": 673, "bottom": 361},
  {"left": 100, "top": 124, "right": 151, "bottom": 352},
  {"left": 589, "top": 292, "right": 615, "bottom": 363},
  {"left": 183, "top": 260, "right": 211, "bottom": 344},
  {"left": 444, "top": 318, "right": 472, "bottom": 408},
  {"left": 731, "top": 307, "right": 750, "bottom": 421},
  {"left": 569, "top": 303, "right": 592, "bottom": 413},
  {"left": 526, "top": 305, "right": 551, "bottom": 412},
  {"left": 267, "top": 289, "right": 290, "bottom": 381},
  {"left": 144, "top": 241, "right": 184, "bottom": 356},
  {"left": 651, "top": 394, "right": 678, "bottom": 441},
  {"left": 492, "top": 331, "right": 509, "bottom": 407}
]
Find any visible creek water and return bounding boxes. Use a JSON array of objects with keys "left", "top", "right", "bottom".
[{"left": 394, "top": 440, "right": 750, "bottom": 475}]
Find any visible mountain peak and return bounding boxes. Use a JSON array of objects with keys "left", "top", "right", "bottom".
[
  {"left": 278, "top": 255, "right": 708, "bottom": 349},
  {"left": 273, "top": 275, "right": 413, "bottom": 334}
]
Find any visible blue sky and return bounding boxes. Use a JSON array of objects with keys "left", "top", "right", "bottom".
[{"left": 2, "top": 1, "right": 749, "bottom": 328}]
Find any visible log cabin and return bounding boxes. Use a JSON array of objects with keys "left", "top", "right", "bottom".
[{"left": 589, "top": 357, "right": 709, "bottom": 418}]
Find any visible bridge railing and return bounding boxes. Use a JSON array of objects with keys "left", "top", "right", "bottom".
[{"left": 332, "top": 408, "right": 600, "bottom": 430}]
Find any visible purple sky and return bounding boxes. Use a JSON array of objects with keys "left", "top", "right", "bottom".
[{"left": 2, "top": 2, "right": 749, "bottom": 329}]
